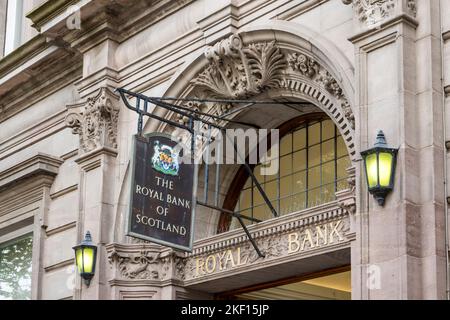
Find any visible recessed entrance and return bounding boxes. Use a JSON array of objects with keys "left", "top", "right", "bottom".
[{"left": 217, "top": 267, "right": 351, "bottom": 300}]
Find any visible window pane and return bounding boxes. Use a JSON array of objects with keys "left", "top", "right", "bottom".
[
  {"left": 322, "top": 120, "right": 335, "bottom": 141},
  {"left": 265, "top": 180, "right": 278, "bottom": 200},
  {"left": 322, "top": 140, "right": 335, "bottom": 162},
  {"left": 308, "top": 122, "right": 321, "bottom": 145},
  {"left": 280, "top": 155, "right": 292, "bottom": 177},
  {"left": 253, "top": 186, "right": 264, "bottom": 206},
  {"left": 0, "top": 236, "right": 33, "bottom": 300},
  {"left": 293, "top": 128, "right": 306, "bottom": 151},
  {"left": 337, "top": 156, "right": 351, "bottom": 179},
  {"left": 308, "top": 188, "right": 321, "bottom": 207},
  {"left": 280, "top": 134, "right": 292, "bottom": 156},
  {"left": 280, "top": 196, "right": 293, "bottom": 215},
  {"left": 292, "top": 193, "right": 306, "bottom": 211},
  {"left": 293, "top": 171, "right": 306, "bottom": 192},
  {"left": 308, "top": 166, "right": 321, "bottom": 189},
  {"left": 322, "top": 161, "right": 335, "bottom": 184},
  {"left": 240, "top": 188, "right": 252, "bottom": 210},
  {"left": 280, "top": 176, "right": 292, "bottom": 197},
  {"left": 229, "top": 117, "right": 351, "bottom": 231},
  {"left": 322, "top": 183, "right": 335, "bottom": 203},
  {"left": 308, "top": 145, "right": 320, "bottom": 167},
  {"left": 293, "top": 150, "right": 306, "bottom": 172},
  {"left": 336, "top": 136, "right": 347, "bottom": 158},
  {"left": 253, "top": 205, "right": 271, "bottom": 222}
]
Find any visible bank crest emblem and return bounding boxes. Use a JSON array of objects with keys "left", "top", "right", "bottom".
[{"left": 151, "top": 141, "right": 179, "bottom": 176}]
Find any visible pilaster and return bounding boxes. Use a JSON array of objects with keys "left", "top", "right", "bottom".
[
  {"left": 65, "top": 87, "right": 120, "bottom": 299},
  {"left": 347, "top": 0, "right": 446, "bottom": 299}
]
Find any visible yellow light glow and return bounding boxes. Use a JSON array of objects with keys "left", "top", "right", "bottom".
[
  {"left": 378, "top": 152, "right": 393, "bottom": 187},
  {"left": 365, "top": 153, "right": 378, "bottom": 188},
  {"left": 76, "top": 249, "right": 83, "bottom": 273},
  {"left": 82, "top": 248, "right": 94, "bottom": 273}
]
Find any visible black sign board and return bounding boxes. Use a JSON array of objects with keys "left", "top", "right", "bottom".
[{"left": 128, "top": 133, "right": 197, "bottom": 251}]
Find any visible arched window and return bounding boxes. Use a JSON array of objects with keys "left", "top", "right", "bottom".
[{"left": 222, "top": 115, "right": 351, "bottom": 231}]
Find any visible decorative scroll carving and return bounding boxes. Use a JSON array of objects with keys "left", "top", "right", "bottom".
[
  {"left": 108, "top": 249, "right": 161, "bottom": 280},
  {"left": 107, "top": 244, "right": 187, "bottom": 281},
  {"left": 191, "top": 34, "right": 286, "bottom": 99},
  {"left": 65, "top": 87, "right": 120, "bottom": 154}
]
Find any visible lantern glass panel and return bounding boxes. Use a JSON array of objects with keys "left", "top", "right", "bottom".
[
  {"left": 365, "top": 153, "right": 378, "bottom": 188},
  {"left": 379, "top": 152, "right": 393, "bottom": 187},
  {"left": 82, "top": 247, "right": 95, "bottom": 273},
  {"left": 76, "top": 248, "right": 83, "bottom": 273}
]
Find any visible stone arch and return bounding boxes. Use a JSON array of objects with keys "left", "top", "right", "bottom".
[
  {"left": 114, "top": 24, "right": 357, "bottom": 242},
  {"left": 145, "top": 25, "right": 356, "bottom": 160}
]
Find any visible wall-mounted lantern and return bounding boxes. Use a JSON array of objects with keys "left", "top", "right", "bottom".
[
  {"left": 73, "top": 231, "right": 97, "bottom": 286},
  {"left": 361, "top": 130, "right": 398, "bottom": 206}
]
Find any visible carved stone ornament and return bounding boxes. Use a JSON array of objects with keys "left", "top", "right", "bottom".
[
  {"left": 189, "top": 34, "right": 356, "bottom": 132},
  {"left": 108, "top": 249, "right": 161, "bottom": 280},
  {"left": 342, "top": 0, "right": 417, "bottom": 27},
  {"left": 191, "top": 34, "right": 286, "bottom": 99},
  {"left": 107, "top": 244, "right": 186, "bottom": 281},
  {"left": 65, "top": 87, "right": 120, "bottom": 153},
  {"left": 336, "top": 166, "right": 357, "bottom": 214}
]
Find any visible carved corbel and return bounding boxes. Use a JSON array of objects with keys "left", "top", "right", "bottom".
[
  {"left": 65, "top": 87, "right": 120, "bottom": 154},
  {"left": 336, "top": 166, "right": 357, "bottom": 214}
]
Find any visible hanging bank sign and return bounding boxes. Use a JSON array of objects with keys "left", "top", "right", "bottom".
[{"left": 128, "top": 133, "right": 197, "bottom": 251}]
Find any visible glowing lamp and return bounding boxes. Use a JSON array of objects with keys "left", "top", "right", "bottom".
[
  {"left": 73, "top": 231, "right": 97, "bottom": 286},
  {"left": 361, "top": 130, "right": 398, "bottom": 206}
]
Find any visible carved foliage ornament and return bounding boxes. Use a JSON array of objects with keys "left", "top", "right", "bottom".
[
  {"left": 192, "top": 34, "right": 286, "bottom": 99},
  {"left": 65, "top": 88, "right": 120, "bottom": 153},
  {"left": 107, "top": 246, "right": 186, "bottom": 281},
  {"left": 190, "top": 35, "right": 355, "bottom": 129},
  {"left": 342, "top": 0, "right": 417, "bottom": 27}
]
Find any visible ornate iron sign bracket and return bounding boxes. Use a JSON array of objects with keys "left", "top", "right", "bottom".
[{"left": 116, "top": 88, "right": 301, "bottom": 258}]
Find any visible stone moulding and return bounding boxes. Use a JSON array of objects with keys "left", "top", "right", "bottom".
[
  {"left": 0, "top": 153, "right": 64, "bottom": 191},
  {"left": 65, "top": 87, "right": 120, "bottom": 154}
]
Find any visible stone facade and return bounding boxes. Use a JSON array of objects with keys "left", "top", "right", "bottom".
[{"left": 0, "top": 0, "right": 449, "bottom": 300}]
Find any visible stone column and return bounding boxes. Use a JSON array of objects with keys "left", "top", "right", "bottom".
[
  {"left": 344, "top": 0, "right": 447, "bottom": 299},
  {"left": 65, "top": 87, "right": 120, "bottom": 299}
]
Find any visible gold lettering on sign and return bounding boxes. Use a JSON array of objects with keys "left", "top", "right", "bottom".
[
  {"left": 288, "top": 220, "right": 345, "bottom": 254},
  {"left": 194, "top": 219, "right": 345, "bottom": 277}
]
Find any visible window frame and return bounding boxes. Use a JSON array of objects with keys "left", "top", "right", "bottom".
[{"left": 217, "top": 113, "right": 350, "bottom": 233}]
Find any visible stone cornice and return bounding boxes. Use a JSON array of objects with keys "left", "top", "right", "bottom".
[
  {"left": 0, "top": 153, "right": 63, "bottom": 191},
  {"left": 187, "top": 201, "right": 348, "bottom": 258},
  {"left": 26, "top": 0, "right": 81, "bottom": 31},
  {"left": 106, "top": 201, "right": 352, "bottom": 286},
  {"left": 0, "top": 36, "right": 49, "bottom": 78},
  {"left": 348, "top": 13, "right": 418, "bottom": 44}
]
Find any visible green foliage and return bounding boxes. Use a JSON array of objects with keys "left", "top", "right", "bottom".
[{"left": 0, "top": 236, "right": 33, "bottom": 300}]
